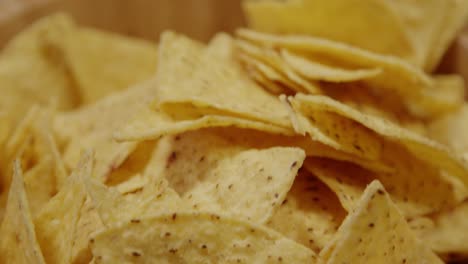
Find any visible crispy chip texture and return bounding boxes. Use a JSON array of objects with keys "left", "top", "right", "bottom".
[
  {"left": 0, "top": 161, "right": 46, "bottom": 264},
  {"left": 34, "top": 152, "right": 92, "bottom": 264},
  {"left": 320, "top": 180, "right": 443, "bottom": 264},
  {"left": 267, "top": 170, "right": 345, "bottom": 253},
  {"left": 91, "top": 212, "right": 316, "bottom": 263}
]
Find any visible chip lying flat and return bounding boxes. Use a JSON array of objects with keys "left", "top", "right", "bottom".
[
  {"left": 319, "top": 180, "right": 443, "bottom": 264},
  {"left": 156, "top": 128, "right": 305, "bottom": 224},
  {"left": 0, "top": 161, "right": 46, "bottom": 264},
  {"left": 267, "top": 170, "right": 346, "bottom": 253},
  {"left": 91, "top": 212, "right": 316, "bottom": 263}
]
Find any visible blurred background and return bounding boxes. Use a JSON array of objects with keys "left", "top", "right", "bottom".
[
  {"left": 0, "top": 0, "right": 466, "bottom": 81},
  {"left": 0, "top": 0, "right": 246, "bottom": 45}
]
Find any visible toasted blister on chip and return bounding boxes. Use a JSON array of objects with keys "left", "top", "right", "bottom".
[
  {"left": 154, "top": 31, "right": 292, "bottom": 129},
  {"left": 54, "top": 79, "right": 157, "bottom": 180},
  {"left": 43, "top": 21, "right": 158, "bottom": 104},
  {"left": 155, "top": 128, "right": 305, "bottom": 224},
  {"left": 91, "top": 212, "right": 316, "bottom": 263},
  {"left": 305, "top": 153, "right": 461, "bottom": 217},
  {"left": 319, "top": 180, "right": 443, "bottom": 264},
  {"left": 291, "top": 94, "right": 468, "bottom": 188},
  {"left": 34, "top": 151, "right": 93, "bottom": 264},
  {"left": 267, "top": 170, "right": 346, "bottom": 253},
  {"left": 0, "top": 161, "right": 46, "bottom": 264}
]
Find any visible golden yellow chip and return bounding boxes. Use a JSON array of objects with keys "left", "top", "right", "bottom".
[
  {"left": 0, "top": 13, "right": 77, "bottom": 127},
  {"left": 44, "top": 21, "right": 158, "bottom": 104},
  {"left": 305, "top": 154, "right": 460, "bottom": 217},
  {"left": 291, "top": 94, "right": 468, "bottom": 187},
  {"left": 155, "top": 31, "right": 292, "bottom": 129},
  {"left": 237, "top": 29, "right": 464, "bottom": 118},
  {"left": 34, "top": 151, "right": 92, "bottom": 264},
  {"left": 236, "top": 39, "right": 321, "bottom": 94},
  {"left": 156, "top": 128, "right": 305, "bottom": 224},
  {"left": 320, "top": 180, "right": 443, "bottom": 263},
  {"left": 91, "top": 212, "right": 316, "bottom": 263},
  {"left": 242, "top": 0, "right": 414, "bottom": 62},
  {"left": 0, "top": 161, "right": 46, "bottom": 264},
  {"left": 422, "top": 200, "right": 468, "bottom": 261},
  {"left": 428, "top": 102, "right": 468, "bottom": 157},
  {"left": 267, "top": 170, "right": 345, "bottom": 253},
  {"left": 53, "top": 79, "right": 156, "bottom": 180}
]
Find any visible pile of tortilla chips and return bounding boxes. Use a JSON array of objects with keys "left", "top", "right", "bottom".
[{"left": 1, "top": 0, "right": 468, "bottom": 262}]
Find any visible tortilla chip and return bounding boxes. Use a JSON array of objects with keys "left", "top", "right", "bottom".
[
  {"left": 305, "top": 153, "right": 460, "bottom": 217},
  {"left": 237, "top": 29, "right": 461, "bottom": 118},
  {"left": 428, "top": 102, "right": 468, "bottom": 157},
  {"left": 424, "top": 0, "right": 468, "bottom": 71},
  {"left": 115, "top": 102, "right": 293, "bottom": 142},
  {"left": 91, "top": 212, "right": 316, "bottom": 263},
  {"left": 0, "top": 13, "right": 77, "bottom": 126},
  {"left": 292, "top": 94, "right": 468, "bottom": 188},
  {"left": 280, "top": 49, "right": 382, "bottom": 82},
  {"left": 238, "top": 53, "right": 298, "bottom": 94},
  {"left": 0, "top": 161, "right": 46, "bottom": 264},
  {"left": 53, "top": 79, "right": 156, "bottom": 180},
  {"left": 71, "top": 195, "right": 104, "bottom": 264},
  {"left": 236, "top": 39, "right": 321, "bottom": 94},
  {"left": 84, "top": 174, "right": 183, "bottom": 227},
  {"left": 267, "top": 170, "right": 346, "bottom": 253},
  {"left": 157, "top": 128, "right": 305, "bottom": 224},
  {"left": 422, "top": 200, "right": 468, "bottom": 261},
  {"left": 104, "top": 140, "right": 159, "bottom": 186},
  {"left": 23, "top": 158, "right": 56, "bottom": 216},
  {"left": 286, "top": 96, "right": 385, "bottom": 166},
  {"left": 155, "top": 31, "right": 292, "bottom": 129},
  {"left": 242, "top": 0, "right": 414, "bottom": 62},
  {"left": 34, "top": 152, "right": 92, "bottom": 264},
  {"left": 45, "top": 24, "right": 158, "bottom": 104},
  {"left": 319, "top": 180, "right": 443, "bottom": 263}
]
